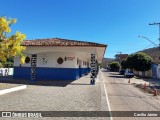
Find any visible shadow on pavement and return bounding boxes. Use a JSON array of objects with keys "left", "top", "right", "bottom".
[
  {"left": 108, "top": 82, "right": 132, "bottom": 85},
  {"left": 82, "top": 76, "right": 91, "bottom": 78},
  {"left": 0, "top": 76, "right": 75, "bottom": 87},
  {"left": 107, "top": 72, "right": 119, "bottom": 75},
  {"left": 69, "top": 83, "right": 90, "bottom": 85},
  {"left": 100, "top": 69, "right": 109, "bottom": 72},
  {"left": 108, "top": 75, "right": 124, "bottom": 78}
]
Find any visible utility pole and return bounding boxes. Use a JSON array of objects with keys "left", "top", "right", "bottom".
[
  {"left": 117, "top": 52, "right": 122, "bottom": 61},
  {"left": 149, "top": 22, "right": 160, "bottom": 50},
  {"left": 117, "top": 52, "right": 122, "bottom": 70},
  {"left": 117, "top": 52, "right": 122, "bottom": 54}
]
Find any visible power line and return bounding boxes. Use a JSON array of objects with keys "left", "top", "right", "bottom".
[
  {"left": 143, "top": 39, "right": 159, "bottom": 50},
  {"left": 149, "top": 22, "right": 160, "bottom": 50}
]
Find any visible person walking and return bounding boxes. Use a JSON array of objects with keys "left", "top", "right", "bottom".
[
  {"left": 5, "top": 68, "right": 8, "bottom": 76},
  {"left": 0, "top": 67, "right": 3, "bottom": 76}
]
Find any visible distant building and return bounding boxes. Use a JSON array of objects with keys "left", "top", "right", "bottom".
[
  {"left": 13, "top": 38, "right": 107, "bottom": 80},
  {"left": 102, "top": 58, "right": 115, "bottom": 68}
]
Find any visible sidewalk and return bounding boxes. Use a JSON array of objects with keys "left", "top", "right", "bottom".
[
  {"left": 0, "top": 74, "right": 110, "bottom": 120},
  {"left": 130, "top": 76, "right": 160, "bottom": 97},
  {"left": 130, "top": 77, "right": 150, "bottom": 85},
  {"left": 133, "top": 76, "right": 160, "bottom": 85},
  {"left": 132, "top": 76, "right": 160, "bottom": 89}
]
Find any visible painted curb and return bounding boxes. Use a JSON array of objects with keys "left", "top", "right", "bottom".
[{"left": 0, "top": 85, "right": 27, "bottom": 95}]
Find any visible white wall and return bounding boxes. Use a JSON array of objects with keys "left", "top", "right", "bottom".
[
  {"left": 24, "top": 46, "right": 104, "bottom": 63},
  {"left": 14, "top": 57, "right": 20, "bottom": 67},
  {"left": 14, "top": 52, "right": 78, "bottom": 68},
  {"left": 14, "top": 47, "right": 96, "bottom": 69},
  {"left": 75, "top": 54, "right": 90, "bottom": 68},
  {"left": 37, "top": 52, "right": 77, "bottom": 68},
  {"left": 0, "top": 68, "right": 13, "bottom": 76},
  {"left": 14, "top": 53, "right": 31, "bottom": 67}
]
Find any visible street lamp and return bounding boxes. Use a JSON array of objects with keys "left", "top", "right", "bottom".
[{"left": 138, "top": 35, "right": 158, "bottom": 47}]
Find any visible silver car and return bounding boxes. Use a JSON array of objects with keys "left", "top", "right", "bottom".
[{"left": 124, "top": 71, "right": 134, "bottom": 78}]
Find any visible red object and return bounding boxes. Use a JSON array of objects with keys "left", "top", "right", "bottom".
[
  {"left": 128, "top": 79, "right": 130, "bottom": 83},
  {"left": 154, "top": 89, "right": 157, "bottom": 96}
]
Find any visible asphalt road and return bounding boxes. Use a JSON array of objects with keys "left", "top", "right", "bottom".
[{"left": 101, "top": 70, "right": 160, "bottom": 120}]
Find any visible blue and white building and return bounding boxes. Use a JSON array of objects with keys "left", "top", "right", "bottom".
[{"left": 13, "top": 38, "right": 107, "bottom": 80}]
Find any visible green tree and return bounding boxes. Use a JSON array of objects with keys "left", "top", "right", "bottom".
[
  {"left": 109, "top": 62, "right": 120, "bottom": 71},
  {"left": 121, "top": 59, "right": 128, "bottom": 69},
  {"left": 126, "top": 54, "right": 134, "bottom": 70},
  {"left": 1, "top": 57, "right": 14, "bottom": 67},
  {"left": 98, "top": 63, "right": 103, "bottom": 69},
  {"left": 127, "top": 52, "right": 152, "bottom": 71}
]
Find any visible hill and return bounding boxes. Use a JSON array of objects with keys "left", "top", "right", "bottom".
[{"left": 138, "top": 47, "right": 160, "bottom": 64}]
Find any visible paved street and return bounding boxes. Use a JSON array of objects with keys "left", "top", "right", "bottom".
[
  {"left": 2, "top": 70, "right": 160, "bottom": 120},
  {"left": 0, "top": 75, "right": 110, "bottom": 120},
  {"left": 101, "top": 70, "right": 160, "bottom": 120}
]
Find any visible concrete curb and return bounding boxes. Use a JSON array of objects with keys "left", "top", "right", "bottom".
[{"left": 0, "top": 85, "right": 27, "bottom": 95}]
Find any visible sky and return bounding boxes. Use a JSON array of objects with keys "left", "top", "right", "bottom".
[{"left": 1, "top": 0, "right": 160, "bottom": 58}]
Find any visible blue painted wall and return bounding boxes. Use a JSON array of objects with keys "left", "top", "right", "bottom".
[
  {"left": 13, "top": 67, "right": 31, "bottom": 80},
  {"left": 13, "top": 67, "right": 90, "bottom": 80}
]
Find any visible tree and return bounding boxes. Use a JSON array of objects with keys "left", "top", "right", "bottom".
[
  {"left": 0, "top": 17, "right": 26, "bottom": 64},
  {"left": 132, "top": 52, "right": 152, "bottom": 71},
  {"left": 121, "top": 59, "right": 128, "bottom": 69},
  {"left": 126, "top": 54, "right": 134, "bottom": 70},
  {"left": 1, "top": 57, "right": 14, "bottom": 67},
  {"left": 98, "top": 63, "right": 102, "bottom": 69},
  {"left": 109, "top": 62, "right": 120, "bottom": 71},
  {"left": 127, "top": 52, "right": 152, "bottom": 71}
]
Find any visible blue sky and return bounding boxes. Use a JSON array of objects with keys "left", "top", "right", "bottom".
[{"left": 1, "top": 0, "right": 160, "bottom": 58}]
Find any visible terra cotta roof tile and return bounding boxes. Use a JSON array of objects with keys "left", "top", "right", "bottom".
[{"left": 21, "top": 38, "right": 107, "bottom": 47}]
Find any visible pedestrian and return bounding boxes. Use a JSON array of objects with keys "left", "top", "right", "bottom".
[
  {"left": 5, "top": 68, "right": 8, "bottom": 76},
  {"left": 0, "top": 67, "right": 3, "bottom": 76},
  {"left": 8, "top": 67, "right": 10, "bottom": 75}
]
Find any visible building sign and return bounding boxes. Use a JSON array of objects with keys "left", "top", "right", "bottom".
[{"left": 65, "top": 57, "right": 75, "bottom": 61}]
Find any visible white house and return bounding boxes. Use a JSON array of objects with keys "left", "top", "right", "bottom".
[{"left": 13, "top": 38, "right": 107, "bottom": 80}]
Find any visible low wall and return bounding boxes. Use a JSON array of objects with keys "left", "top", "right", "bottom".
[
  {"left": 0, "top": 68, "right": 14, "bottom": 76},
  {"left": 133, "top": 70, "right": 152, "bottom": 78}
]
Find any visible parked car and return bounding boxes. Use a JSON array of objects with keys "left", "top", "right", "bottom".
[
  {"left": 124, "top": 71, "right": 134, "bottom": 78},
  {"left": 119, "top": 69, "right": 125, "bottom": 75},
  {"left": 109, "top": 69, "right": 119, "bottom": 72}
]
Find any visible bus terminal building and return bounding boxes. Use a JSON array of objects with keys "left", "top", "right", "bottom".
[{"left": 13, "top": 38, "right": 107, "bottom": 80}]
